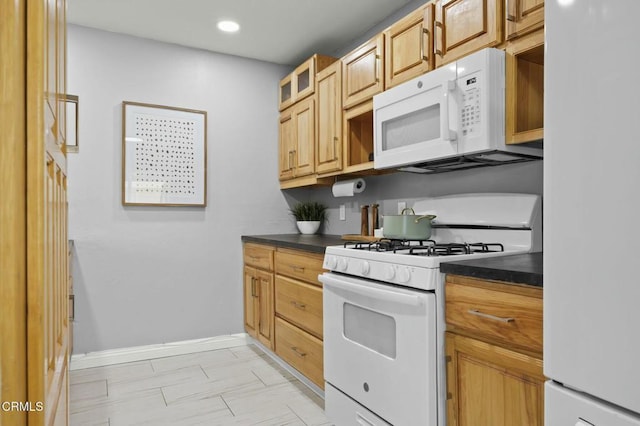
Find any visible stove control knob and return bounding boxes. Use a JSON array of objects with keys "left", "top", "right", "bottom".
[
  {"left": 338, "top": 257, "right": 349, "bottom": 271},
  {"left": 384, "top": 265, "right": 396, "bottom": 281},
  {"left": 397, "top": 267, "right": 411, "bottom": 283},
  {"left": 325, "top": 255, "right": 337, "bottom": 270},
  {"left": 361, "top": 261, "right": 371, "bottom": 276}
]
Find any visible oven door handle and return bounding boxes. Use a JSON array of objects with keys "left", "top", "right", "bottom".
[{"left": 319, "top": 273, "right": 424, "bottom": 307}]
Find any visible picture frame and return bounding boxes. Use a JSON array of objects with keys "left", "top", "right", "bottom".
[
  {"left": 122, "top": 101, "right": 207, "bottom": 206},
  {"left": 65, "top": 94, "right": 79, "bottom": 153}
]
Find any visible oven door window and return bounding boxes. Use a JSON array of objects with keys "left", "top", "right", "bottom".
[{"left": 343, "top": 302, "right": 396, "bottom": 358}]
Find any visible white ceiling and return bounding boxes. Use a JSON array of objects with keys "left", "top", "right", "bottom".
[{"left": 67, "top": 0, "right": 415, "bottom": 66}]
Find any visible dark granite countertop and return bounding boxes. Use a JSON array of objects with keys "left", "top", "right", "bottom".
[
  {"left": 241, "top": 234, "right": 344, "bottom": 254},
  {"left": 440, "top": 252, "right": 543, "bottom": 287}
]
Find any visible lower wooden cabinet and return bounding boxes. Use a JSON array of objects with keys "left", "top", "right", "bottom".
[
  {"left": 243, "top": 242, "right": 325, "bottom": 389},
  {"left": 243, "top": 244, "right": 275, "bottom": 349},
  {"left": 275, "top": 317, "right": 324, "bottom": 389},
  {"left": 445, "top": 332, "right": 544, "bottom": 426},
  {"left": 243, "top": 266, "right": 274, "bottom": 349},
  {"left": 445, "top": 274, "right": 544, "bottom": 426},
  {"left": 275, "top": 275, "right": 323, "bottom": 339}
]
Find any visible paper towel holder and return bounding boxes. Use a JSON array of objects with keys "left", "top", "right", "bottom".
[{"left": 332, "top": 177, "right": 366, "bottom": 198}]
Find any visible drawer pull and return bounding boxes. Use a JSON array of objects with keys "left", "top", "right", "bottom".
[
  {"left": 468, "top": 309, "right": 514, "bottom": 323},
  {"left": 290, "top": 265, "right": 305, "bottom": 272},
  {"left": 290, "top": 301, "right": 306, "bottom": 310},
  {"left": 291, "top": 346, "right": 307, "bottom": 358},
  {"left": 445, "top": 355, "right": 453, "bottom": 400},
  {"left": 251, "top": 278, "right": 258, "bottom": 298},
  {"left": 69, "top": 294, "right": 75, "bottom": 321}
]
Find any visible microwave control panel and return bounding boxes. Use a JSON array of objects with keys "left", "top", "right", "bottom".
[{"left": 460, "top": 74, "right": 481, "bottom": 137}]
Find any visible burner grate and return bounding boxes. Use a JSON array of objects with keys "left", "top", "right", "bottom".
[
  {"left": 343, "top": 240, "right": 505, "bottom": 256},
  {"left": 344, "top": 239, "right": 436, "bottom": 252}
]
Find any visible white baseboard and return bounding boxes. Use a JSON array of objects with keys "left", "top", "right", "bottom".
[{"left": 70, "top": 333, "right": 249, "bottom": 371}]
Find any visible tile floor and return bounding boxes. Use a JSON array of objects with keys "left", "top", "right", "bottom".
[{"left": 70, "top": 345, "right": 331, "bottom": 425}]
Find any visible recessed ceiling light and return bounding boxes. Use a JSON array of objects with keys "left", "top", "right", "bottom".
[{"left": 217, "top": 20, "right": 240, "bottom": 33}]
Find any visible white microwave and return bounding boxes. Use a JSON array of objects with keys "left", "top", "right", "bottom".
[{"left": 373, "top": 48, "right": 542, "bottom": 173}]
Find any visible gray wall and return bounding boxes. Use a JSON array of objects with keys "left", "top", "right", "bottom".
[
  {"left": 285, "top": 162, "right": 543, "bottom": 236},
  {"left": 67, "top": 25, "right": 294, "bottom": 353}
]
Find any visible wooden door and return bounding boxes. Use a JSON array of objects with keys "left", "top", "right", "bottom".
[
  {"left": 1, "top": 1, "right": 29, "bottom": 423},
  {"left": 446, "top": 332, "right": 544, "bottom": 426},
  {"left": 434, "top": 0, "right": 503, "bottom": 66},
  {"left": 292, "top": 97, "right": 315, "bottom": 178},
  {"left": 384, "top": 3, "right": 434, "bottom": 89},
  {"left": 26, "top": 0, "right": 70, "bottom": 424},
  {"left": 256, "top": 269, "right": 274, "bottom": 349},
  {"left": 279, "top": 73, "right": 295, "bottom": 111},
  {"left": 342, "top": 34, "right": 384, "bottom": 109},
  {"left": 278, "top": 108, "right": 295, "bottom": 180},
  {"left": 316, "top": 62, "right": 343, "bottom": 174},
  {"left": 243, "top": 266, "right": 258, "bottom": 338},
  {"left": 293, "top": 56, "right": 315, "bottom": 103},
  {"left": 506, "top": 0, "right": 544, "bottom": 41}
]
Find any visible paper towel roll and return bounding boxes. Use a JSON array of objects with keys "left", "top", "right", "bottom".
[{"left": 332, "top": 178, "right": 366, "bottom": 197}]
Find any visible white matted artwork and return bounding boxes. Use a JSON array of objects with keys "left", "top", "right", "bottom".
[{"left": 122, "top": 101, "right": 207, "bottom": 206}]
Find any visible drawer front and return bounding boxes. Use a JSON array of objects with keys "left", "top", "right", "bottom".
[
  {"left": 243, "top": 243, "right": 274, "bottom": 270},
  {"left": 275, "top": 249, "right": 324, "bottom": 285},
  {"left": 275, "top": 317, "right": 324, "bottom": 389},
  {"left": 445, "top": 277, "right": 543, "bottom": 352},
  {"left": 275, "top": 276, "right": 323, "bottom": 339}
]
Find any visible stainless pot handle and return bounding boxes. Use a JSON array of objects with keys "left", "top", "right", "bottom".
[
  {"left": 415, "top": 214, "right": 436, "bottom": 223},
  {"left": 400, "top": 207, "right": 416, "bottom": 215}
]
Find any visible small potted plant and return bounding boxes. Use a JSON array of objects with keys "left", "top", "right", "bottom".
[{"left": 290, "top": 201, "right": 328, "bottom": 235}]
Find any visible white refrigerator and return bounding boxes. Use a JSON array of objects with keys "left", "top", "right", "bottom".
[{"left": 545, "top": 0, "right": 640, "bottom": 424}]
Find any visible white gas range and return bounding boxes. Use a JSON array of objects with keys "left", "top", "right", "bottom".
[{"left": 318, "top": 193, "right": 541, "bottom": 426}]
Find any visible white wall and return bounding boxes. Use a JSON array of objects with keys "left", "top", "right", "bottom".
[{"left": 67, "top": 25, "right": 294, "bottom": 354}]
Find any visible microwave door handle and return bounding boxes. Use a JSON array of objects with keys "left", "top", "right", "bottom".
[{"left": 442, "top": 80, "right": 457, "bottom": 142}]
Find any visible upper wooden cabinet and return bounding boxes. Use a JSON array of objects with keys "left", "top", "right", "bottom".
[
  {"left": 434, "top": 0, "right": 503, "bottom": 67},
  {"left": 506, "top": 29, "right": 544, "bottom": 144},
  {"left": 342, "top": 34, "right": 384, "bottom": 109},
  {"left": 342, "top": 99, "right": 374, "bottom": 174},
  {"left": 384, "top": 3, "right": 435, "bottom": 89},
  {"left": 279, "top": 54, "right": 337, "bottom": 111},
  {"left": 278, "top": 97, "right": 316, "bottom": 181},
  {"left": 316, "top": 61, "right": 343, "bottom": 174},
  {"left": 506, "top": 0, "right": 544, "bottom": 41},
  {"left": 278, "top": 109, "right": 295, "bottom": 181},
  {"left": 279, "top": 74, "right": 295, "bottom": 111},
  {"left": 293, "top": 97, "right": 316, "bottom": 178}
]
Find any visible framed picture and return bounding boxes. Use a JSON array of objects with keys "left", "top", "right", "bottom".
[
  {"left": 65, "top": 94, "right": 79, "bottom": 153},
  {"left": 122, "top": 101, "right": 207, "bottom": 206}
]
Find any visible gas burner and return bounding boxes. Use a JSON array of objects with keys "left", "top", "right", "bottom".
[
  {"left": 343, "top": 239, "right": 436, "bottom": 252},
  {"left": 409, "top": 242, "right": 505, "bottom": 257}
]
